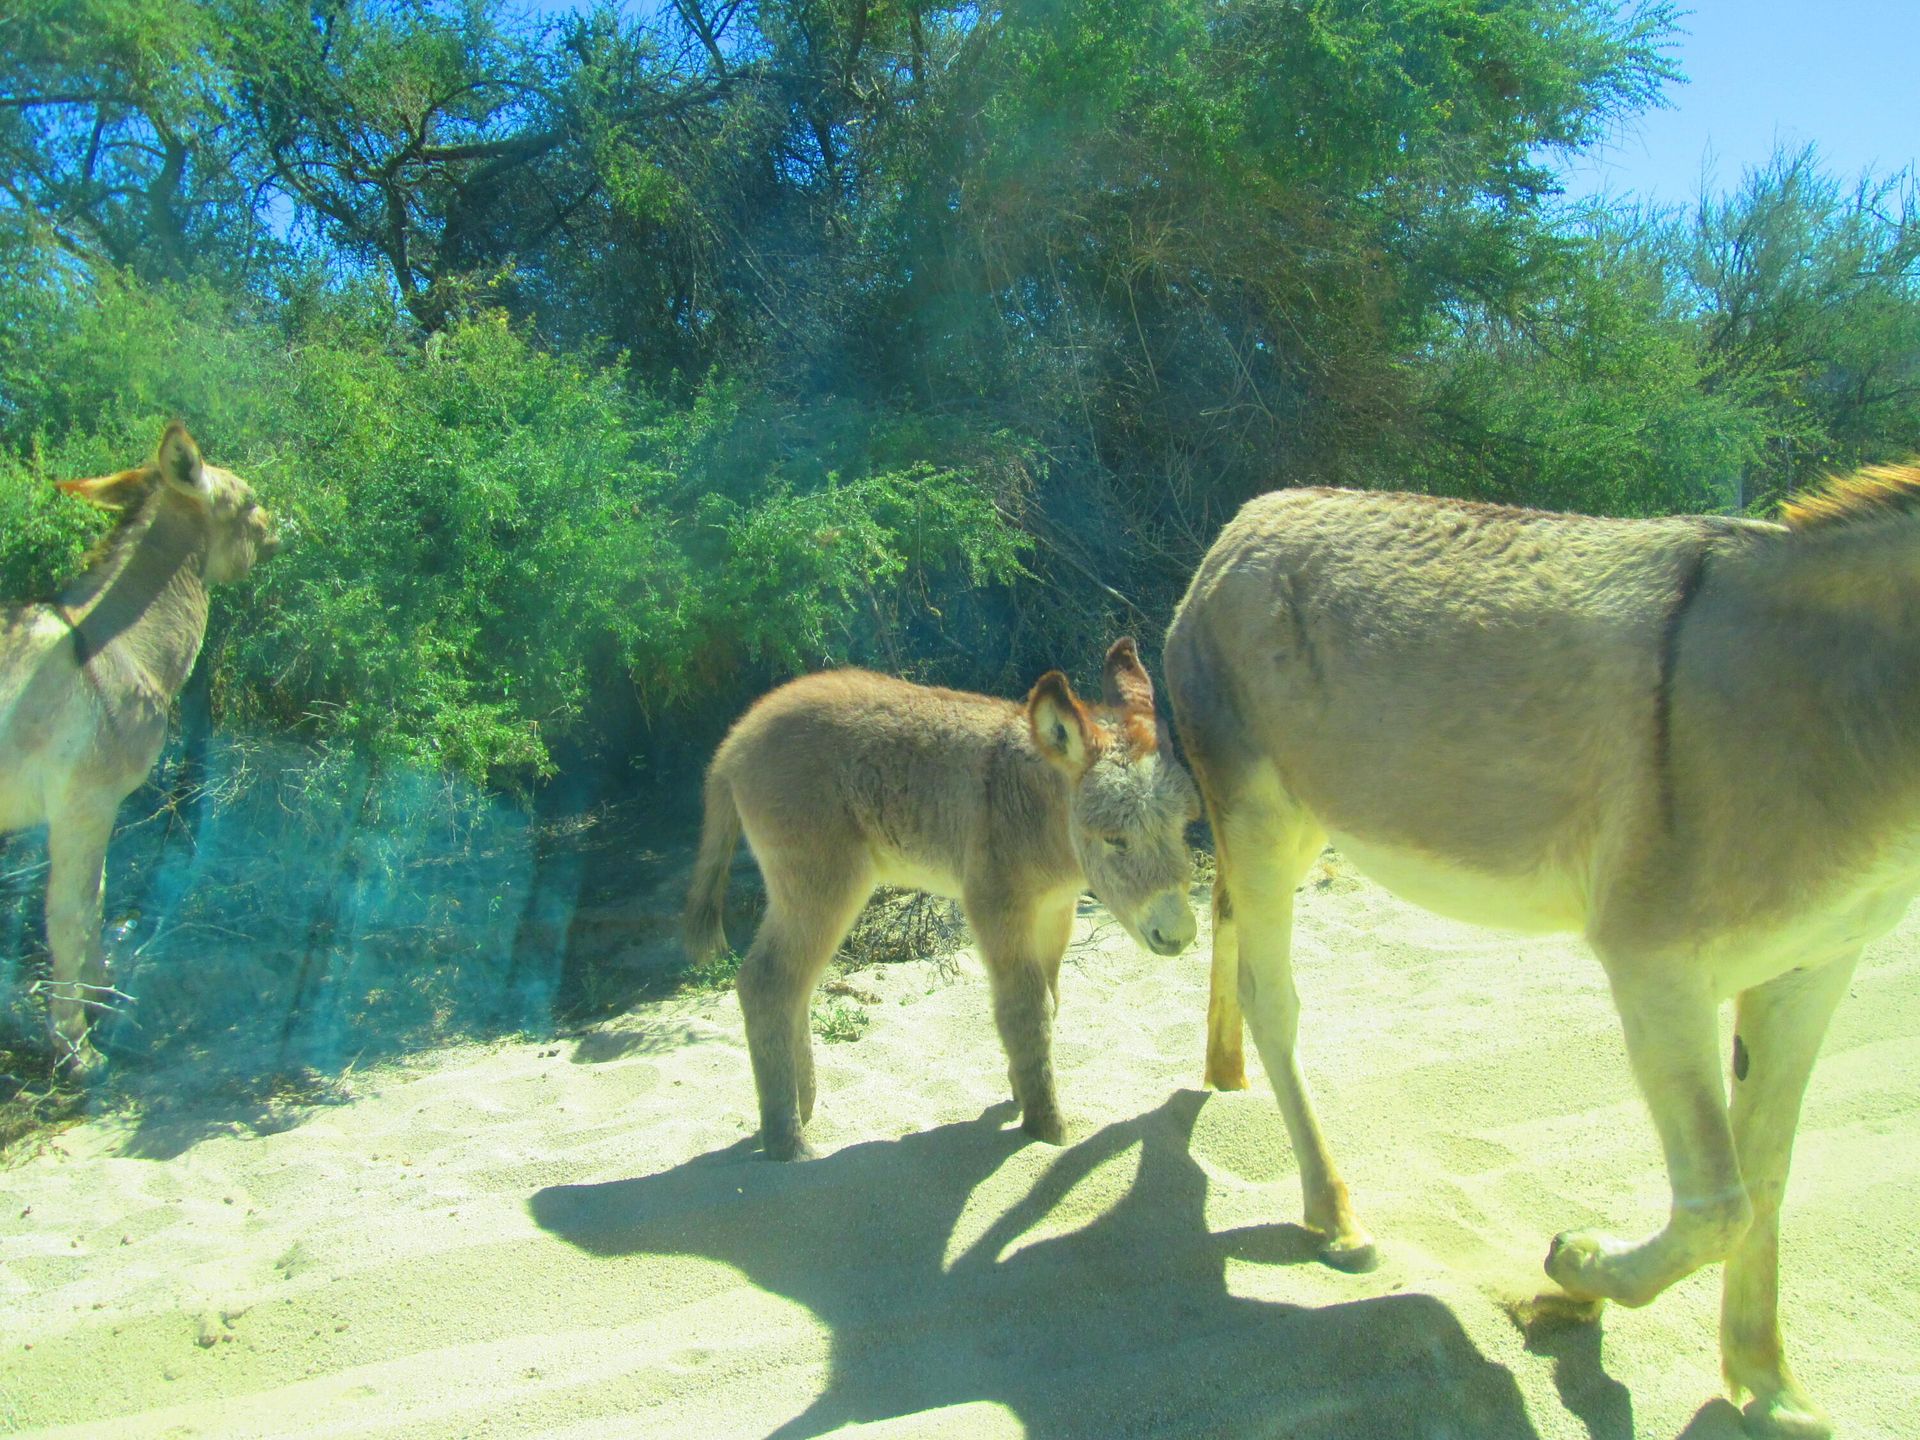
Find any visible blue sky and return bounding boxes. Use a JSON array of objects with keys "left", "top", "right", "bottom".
[{"left": 1555, "top": 0, "right": 1920, "bottom": 205}]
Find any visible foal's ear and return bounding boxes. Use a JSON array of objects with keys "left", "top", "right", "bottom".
[
  {"left": 1101, "top": 636, "right": 1155, "bottom": 714},
  {"left": 156, "top": 421, "right": 209, "bottom": 496},
  {"left": 1028, "top": 671, "right": 1096, "bottom": 775},
  {"left": 56, "top": 467, "right": 152, "bottom": 511}
]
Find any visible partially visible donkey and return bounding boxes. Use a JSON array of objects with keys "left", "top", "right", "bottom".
[
  {"left": 1166, "top": 472, "right": 1920, "bottom": 1438},
  {"left": 686, "top": 640, "right": 1200, "bottom": 1159},
  {"left": 0, "top": 424, "right": 279, "bottom": 1075}
]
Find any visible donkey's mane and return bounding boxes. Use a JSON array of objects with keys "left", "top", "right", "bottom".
[
  {"left": 1779, "top": 462, "right": 1920, "bottom": 532},
  {"left": 56, "top": 471, "right": 165, "bottom": 610}
]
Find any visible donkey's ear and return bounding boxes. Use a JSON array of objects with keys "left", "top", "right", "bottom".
[
  {"left": 56, "top": 467, "right": 152, "bottom": 511},
  {"left": 1101, "top": 636, "right": 1155, "bottom": 714},
  {"left": 1028, "top": 671, "right": 1096, "bottom": 775},
  {"left": 156, "top": 422, "right": 208, "bottom": 495}
]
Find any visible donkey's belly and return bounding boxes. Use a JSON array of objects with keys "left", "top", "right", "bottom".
[
  {"left": 1325, "top": 830, "right": 1585, "bottom": 936},
  {"left": 1701, "top": 875, "right": 1920, "bottom": 996},
  {"left": 868, "top": 849, "right": 964, "bottom": 901}
]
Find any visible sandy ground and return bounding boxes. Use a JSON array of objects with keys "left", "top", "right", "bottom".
[{"left": 4, "top": 867, "right": 1918, "bottom": 1440}]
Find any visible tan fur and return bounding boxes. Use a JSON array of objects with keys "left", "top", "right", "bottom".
[
  {"left": 1165, "top": 479, "right": 1920, "bottom": 1438},
  {"left": 0, "top": 425, "right": 278, "bottom": 1076},
  {"left": 1778, "top": 461, "right": 1920, "bottom": 530},
  {"left": 685, "top": 639, "right": 1200, "bottom": 1159}
]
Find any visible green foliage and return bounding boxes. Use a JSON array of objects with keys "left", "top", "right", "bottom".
[
  {"left": 1676, "top": 151, "right": 1920, "bottom": 507},
  {"left": 6, "top": 0, "right": 1914, "bottom": 780},
  {"left": 686, "top": 948, "right": 743, "bottom": 994},
  {"left": 0, "top": 456, "right": 99, "bottom": 600},
  {"left": 0, "top": 0, "right": 255, "bottom": 279},
  {"left": 1408, "top": 213, "right": 1762, "bottom": 515},
  {"left": 811, "top": 997, "right": 871, "bottom": 1043},
  {"left": 1405, "top": 150, "right": 1920, "bottom": 516},
  {"left": 0, "top": 256, "right": 1028, "bottom": 784}
]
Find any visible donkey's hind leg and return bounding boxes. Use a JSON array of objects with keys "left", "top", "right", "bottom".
[
  {"left": 737, "top": 854, "right": 873, "bottom": 1160},
  {"left": 1718, "top": 954, "right": 1854, "bottom": 1440},
  {"left": 1547, "top": 957, "right": 1751, "bottom": 1308},
  {"left": 1216, "top": 768, "right": 1373, "bottom": 1269}
]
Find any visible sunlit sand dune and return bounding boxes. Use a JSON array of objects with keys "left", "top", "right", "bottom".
[{"left": 5, "top": 870, "right": 1917, "bottom": 1439}]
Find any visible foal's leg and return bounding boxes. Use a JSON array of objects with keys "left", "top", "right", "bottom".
[
  {"left": 1719, "top": 954, "right": 1854, "bottom": 1440},
  {"left": 1216, "top": 774, "right": 1373, "bottom": 1269},
  {"left": 1547, "top": 959, "right": 1751, "bottom": 1307},
  {"left": 968, "top": 889, "right": 1074, "bottom": 1144},
  {"left": 736, "top": 852, "right": 872, "bottom": 1160},
  {"left": 45, "top": 801, "right": 117, "bottom": 1078},
  {"left": 1036, "top": 898, "right": 1072, "bottom": 1010}
]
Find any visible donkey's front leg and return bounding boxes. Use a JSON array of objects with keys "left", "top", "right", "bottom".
[
  {"left": 1227, "top": 836, "right": 1375, "bottom": 1270},
  {"left": 45, "top": 803, "right": 118, "bottom": 1079},
  {"left": 1547, "top": 958, "right": 1751, "bottom": 1308},
  {"left": 970, "top": 890, "right": 1072, "bottom": 1144}
]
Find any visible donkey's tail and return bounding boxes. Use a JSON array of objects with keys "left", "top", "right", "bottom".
[{"left": 684, "top": 772, "right": 742, "bottom": 964}]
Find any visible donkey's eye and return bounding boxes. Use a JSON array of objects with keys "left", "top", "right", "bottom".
[{"left": 1106, "top": 836, "right": 1130, "bottom": 853}]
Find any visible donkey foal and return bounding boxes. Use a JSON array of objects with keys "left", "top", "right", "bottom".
[
  {"left": 1, "top": 424, "right": 278, "bottom": 1076},
  {"left": 686, "top": 640, "right": 1200, "bottom": 1159}
]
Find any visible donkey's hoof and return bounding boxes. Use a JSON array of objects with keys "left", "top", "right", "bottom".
[
  {"left": 1021, "top": 1110, "right": 1066, "bottom": 1145},
  {"left": 1741, "top": 1390, "right": 1832, "bottom": 1440},
  {"left": 1203, "top": 1061, "right": 1248, "bottom": 1091},
  {"left": 1546, "top": 1229, "right": 1660, "bottom": 1307},
  {"left": 1545, "top": 1230, "right": 1613, "bottom": 1302},
  {"left": 1319, "top": 1231, "right": 1378, "bottom": 1273},
  {"left": 760, "top": 1132, "right": 817, "bottom": 1162},
  {"left": 55, "top": 1040, "right": 107, "bottom": 1083}
]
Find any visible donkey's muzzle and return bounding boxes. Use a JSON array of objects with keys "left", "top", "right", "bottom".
[
  {"left": 1142, "top": 893, "right": 1198, "bottom": 956},
  {"left": 1146, "top": 927, "right": 1188, "bottom": 956}
]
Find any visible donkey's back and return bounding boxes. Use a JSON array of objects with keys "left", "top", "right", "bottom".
[{"left": 1170, "top": 487, "right": 1777, "bottom": 898}]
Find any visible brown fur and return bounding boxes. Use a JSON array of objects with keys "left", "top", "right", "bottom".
[
  {"left": 1165, "top": 477, "right": 1920, "bottom": 1436},
  {"left": 685, "top": 640, "right": 1200, "bottom": 1159},
  {"left": 0, "top": 425, "right": 278, "bottom": 1075}
]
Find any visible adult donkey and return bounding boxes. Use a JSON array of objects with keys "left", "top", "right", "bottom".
[
  {"left": 1, "top": 424, "right": 278, "bottom": 1076},
  {"left": 1164, "top": 471, "right": 1920, "bottom": 1439},
  {"left": 686, "top": 640, "right": 1200, "bottom": 1160}
]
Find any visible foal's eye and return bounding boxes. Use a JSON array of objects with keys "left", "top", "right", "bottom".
[{"left": 1106, "top": 836, "right": 1130, "bottom": 853}]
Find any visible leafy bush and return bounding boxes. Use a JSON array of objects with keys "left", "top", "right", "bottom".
[{"left": 0, "top": 263, "right": 1030, "bottom": 786}]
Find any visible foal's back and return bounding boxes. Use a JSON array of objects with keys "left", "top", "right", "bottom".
[{"left": 712, "top": 669, "right": 1033, "bottom": 887}]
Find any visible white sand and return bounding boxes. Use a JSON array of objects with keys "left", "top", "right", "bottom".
[{"left": 4, "top": 869, "right": 1918, "bottom": 1439}]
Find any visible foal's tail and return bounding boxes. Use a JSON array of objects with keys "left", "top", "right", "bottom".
[{"left": 684, "top": 772, "right": 743, "bottom": 964}]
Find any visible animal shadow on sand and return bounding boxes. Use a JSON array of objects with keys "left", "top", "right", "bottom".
[{"left": 532, "top": 1089, "right": 1665, "bottom": 1440}]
